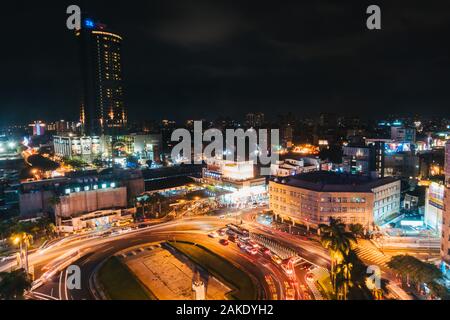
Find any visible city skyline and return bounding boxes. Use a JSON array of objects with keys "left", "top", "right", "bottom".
[
  {"left": 1, "top": 1, "right": 450, "bottom": 304},
  {"left": 1, "top": 0, "right": 450, "bottom": 127}
]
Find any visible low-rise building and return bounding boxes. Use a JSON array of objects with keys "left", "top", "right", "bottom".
[
  {"left": 271, "top": 158, "right": 319, "bottom": 177},
  {"left": 58, "top": 209, "right": 132, "bottom": 234},
  {"left": 19, "top": 169, "right": 144, "bottom": 220},
  {"left": 269, "top": 171, "right": 401, "bottom": 230},
  {"left": 202, "top": 159, "right": 267, "bottom": 206}
]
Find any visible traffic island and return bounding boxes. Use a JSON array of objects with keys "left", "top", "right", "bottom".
[
  {"left": 123, "top": 243, "right": 232, "bottom": 300},
  {"left": 168, "top": 241, "right": 258, "bottom": 300},
  {"left": 97, "top": 256, "right": 156, "bottom": 300}
]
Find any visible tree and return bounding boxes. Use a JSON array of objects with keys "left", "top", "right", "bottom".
[
  {"left": 335, "top": 255, "right": 353, "bottom": 300},
  {"left": 92, "top": 155, "right": 105, "bottom": 168},
  {"left": 349, "top": 223, "right": 365, "bottom": 238},
  {"left": 0, "top": 269, "right": 32, "bottom": 300},
  {"left": 63, "top": 157, "right": 88, "bottom": 170},
  {"left": 319, "top": 218, "right": 357, "bottom": 296},
  {"left": 135, "top": 199, "right": 145, "bottom": 220},
  {"left": 49, "top": 196, "right": 61, "bottom": 216},
  {"left": 36, "top": 217, "right": 57, "bottom": 239},
  {"left": 388, "top": 255, "right": 444, "bottom": 298},
  {"left": 428, "top": 282, "right": 450, "bottom": 300},
  {"left": 27, "top": 154, "right": 60, "bottom": 172},
  {"left": 0, "top": 220, "right": 13, "bottom": 240}
]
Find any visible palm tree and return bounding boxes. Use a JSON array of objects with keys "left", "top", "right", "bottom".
[
  {"left": 349, "top": 223, "right": 365, "bottom": 238},
  {"left": 319, "top": 218, "right": 357, "bottom": 294},
  {"left": 11, "top": 232, "right": 33, "bottom": 273},
  {"left": 0, "top": 269, "right": 32, "bottom": 300},
  {"left": 0, "top": 270, "right": 29, "bottom": 300},
  {"left": 143, "top": 197, "right": 152, "bottom": 218},
  {"left": 49, "top": 196, "right": 61, "bottom": 217},
  {"left": 335, "top": 256, "right": 353, "bottom": 300},
  {"left": 135, "top": 199, "right": 145, "bottom": 219}
]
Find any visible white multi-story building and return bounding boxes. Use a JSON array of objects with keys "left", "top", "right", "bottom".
[
  {"left": 53, "top": 135, "right": 101, "bottom": 160},
  {"left": 425, "top": 182, "right": 445, "bottom": 234},
  {"left": 269, "top": 171, "right": 400, "bottom": 230}
]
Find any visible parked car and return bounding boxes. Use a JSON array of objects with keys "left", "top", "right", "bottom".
[{"left": 219, "top": 239, "right": 229, "bottom": 246}]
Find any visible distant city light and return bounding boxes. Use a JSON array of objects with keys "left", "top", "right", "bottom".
[{"left": 293, "top": 144, "right": 320, "bottom": 155}]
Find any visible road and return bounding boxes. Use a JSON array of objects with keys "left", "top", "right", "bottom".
[
  {"left": 0, "top": 205, "right": 334, "bottom": 301},
  {"left": 12, "top": 216, "right": 316, "bottom": 300}
]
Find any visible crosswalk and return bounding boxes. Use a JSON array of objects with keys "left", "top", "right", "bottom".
[{"left": 354, "top": 241, "right": 391, "bottom": 269}]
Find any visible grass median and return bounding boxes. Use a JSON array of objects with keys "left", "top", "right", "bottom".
[
  {"left": 168, "top": 241, "right": 257, "bottom": 300},
  {"left": 97, "top": 256, "right": 156, "bottom": 300}
]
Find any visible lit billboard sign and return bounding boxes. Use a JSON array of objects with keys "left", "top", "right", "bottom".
[{"left": 428, "top": 182, "right": 444, "bottom": 210}]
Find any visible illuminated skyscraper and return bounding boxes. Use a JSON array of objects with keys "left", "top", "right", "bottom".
[{"left": 77, "top": 18, "right": 127, "bottom": 136}]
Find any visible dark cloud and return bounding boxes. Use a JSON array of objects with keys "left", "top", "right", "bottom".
[{"left": 0, "top": 0, "right": 449, "bottom": 126}]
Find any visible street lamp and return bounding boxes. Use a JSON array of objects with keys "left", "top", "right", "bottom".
[{"left": 11, "top": 234, "right": 30, "bottom": 274}]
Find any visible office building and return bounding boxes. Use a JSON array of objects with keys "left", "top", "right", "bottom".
[
  {"left": 269, "top": 171, "right": 401, "bottom": 230},
  {"left": 29, "top": 121, "right": 46, "bottom": 136},
  {"left": 391, "top": 126, "right": 416, "bottom": 143},
  {"left": 77, "top": 18, "right": 127, "bottom": 136},
  {"left": 53, "top": 135, "right": 102, "bottom": 161},
  {"left": 246, "top": 113, "right": 265, "bottom": 128}
]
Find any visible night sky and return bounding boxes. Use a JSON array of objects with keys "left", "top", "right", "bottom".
[{"left": 1, "top": 1, "right": 449, "bottom": 126}]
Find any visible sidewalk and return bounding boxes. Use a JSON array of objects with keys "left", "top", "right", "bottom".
[{"left": 308, "top": 267, "right": 331, "bottom": 300}]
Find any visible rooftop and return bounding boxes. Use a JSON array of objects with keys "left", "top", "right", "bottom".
[{"left": 271, "top": 171, "right": 399, "bottom": 193}]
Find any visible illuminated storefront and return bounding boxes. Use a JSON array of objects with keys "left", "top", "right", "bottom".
[{"left": 202, "top": 159, "right": 268, "bottom": 208}]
